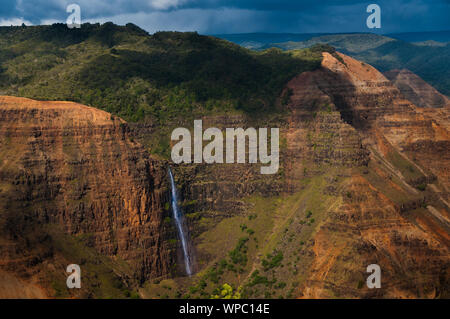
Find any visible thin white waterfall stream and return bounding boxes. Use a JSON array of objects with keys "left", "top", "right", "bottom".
[{"left": 168, "top": 167, "right": 192, "bottom": 276}]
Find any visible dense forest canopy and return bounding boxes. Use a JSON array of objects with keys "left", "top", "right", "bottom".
[{"left": 0, "top": 23, "right": 323, "bottom": 123}]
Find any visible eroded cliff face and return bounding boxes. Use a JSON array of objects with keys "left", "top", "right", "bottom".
[
  {"left": 311, "top": 53, "right": 450, "bottom": 195},
  {"left": 384, "top": 69, "right": 450, "bottom": 109},
  {"left": 283, "top": 53, "right": 449, "bottom": 298},
  {"left": 0, "top": 96, "right": 173, "bottom": 298}
]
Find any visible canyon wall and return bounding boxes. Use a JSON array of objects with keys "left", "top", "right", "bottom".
[{"left": 284, "top": 52, "right": 449, "bottom": 298}]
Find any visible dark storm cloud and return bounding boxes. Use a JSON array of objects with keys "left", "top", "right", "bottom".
[
  {"left": 0, "top": 0, "right": 449, "bottom": 33},
  {"left": 0, "top": 0, "right": 17, "bottom": 17},
  {"left": 180, "top": 0, "right": 368, "bottom": 11}
]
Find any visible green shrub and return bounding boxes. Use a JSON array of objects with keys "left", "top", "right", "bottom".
[
  {"left": 262, "top": 251, "right": 283, "bottom": 271},
  {"left": 229, "top": 237, "right": 249, "bottom": 265}
]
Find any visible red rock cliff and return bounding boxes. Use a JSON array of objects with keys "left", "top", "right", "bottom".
[{"left": 0, "top": 96, "right": 173, "bottom": 296}]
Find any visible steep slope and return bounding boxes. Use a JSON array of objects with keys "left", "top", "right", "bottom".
[
  {"left": 282, "top": 52, "right": 449, "bottom": 298},
  {"left": 384, "top": 69, "right": 450, "bottom": 108},
  {"left": 0, "top": 24, "right": 321, "bottom": 121},
  {"left": 0, "top": 96, "right": 173, "bottom": 298},
  {"left": 0, "top": 24, "right": 322, "bottom": 159},
  {"left": 314, "top": 53, "right": 450, "bottom": 192}
]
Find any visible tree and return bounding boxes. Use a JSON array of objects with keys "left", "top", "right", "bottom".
[{"left": 211, "top": 283, "right": 242, "bottom": 299}]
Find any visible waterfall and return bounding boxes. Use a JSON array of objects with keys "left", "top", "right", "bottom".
[{"left": 168, "top": 167, "right": 192, "bottom": 276}]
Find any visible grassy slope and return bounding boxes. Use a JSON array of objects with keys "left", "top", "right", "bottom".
[{"left": 139, "top": 168, "right": 347, "bottom": 299}]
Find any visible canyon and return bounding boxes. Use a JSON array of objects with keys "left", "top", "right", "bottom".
[
  {"left": 162, "top": 51, "right": 449, "bottom": 299},
  {"left": 0, "top": 41, "right": 449, "bottom": 298}
]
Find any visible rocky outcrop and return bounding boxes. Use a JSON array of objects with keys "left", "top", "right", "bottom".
[
  {"left": 0, "top": 269, "right": 47, "bottom": 299},
  {"left": 283, "top": 64, "right": 370, "bottom": 191},
  {"left": 385, "top": 69, "right": 450, "bottom": 108},
  {"left": 285, "top": 53, "right": 450, "bottom": 190},
  {"left": 0, "top": 96, "right": 173, "bottom": 296},
  {"left": 149, "top": 114, "right": 287, "bottom": 223}
]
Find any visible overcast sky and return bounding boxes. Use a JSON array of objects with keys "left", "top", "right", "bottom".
[{"left": 0, "top": 0, "right": 449, "bottom": 34}]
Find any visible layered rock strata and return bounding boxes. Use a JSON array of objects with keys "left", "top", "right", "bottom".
[{"left": 0, "top": 96, "right": 173, "bottom": 296}]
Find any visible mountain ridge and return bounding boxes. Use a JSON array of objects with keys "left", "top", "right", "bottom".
[{"left": 216, "top": 32, "right": 450, "bottom": 96}]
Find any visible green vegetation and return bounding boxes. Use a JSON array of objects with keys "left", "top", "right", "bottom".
[
  {"left": 416, "top": 184, "right": 427, "bottom": 191},
  {"left": 248, "top": 270, "right": 272, "bottom": 287},
  {"left": 229, "top": 237, "right": 249, "bottom": 266},
  {"left": 356, "top": 40, "right": 450, "bottom": 96},
  {"left": 386, "top": 149, "right": 426, "bottom": 185},
  {"left": 138, "top": 171, "right": 347, "bottom": 299},
  {"left": 6, "top": 24, "right": 440, "bottom": 300},
  {"left": 268, "top": 33, "right": 395, "bottom": 53},
  {"left": 211, "top": 283, "right": 241, "bottom": 299},
  {"left": 0, "top": 23, "right": 322, "bottom": 123},
  {"left": 310, "top": 43, "right": 346, "bottom": 65}
]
